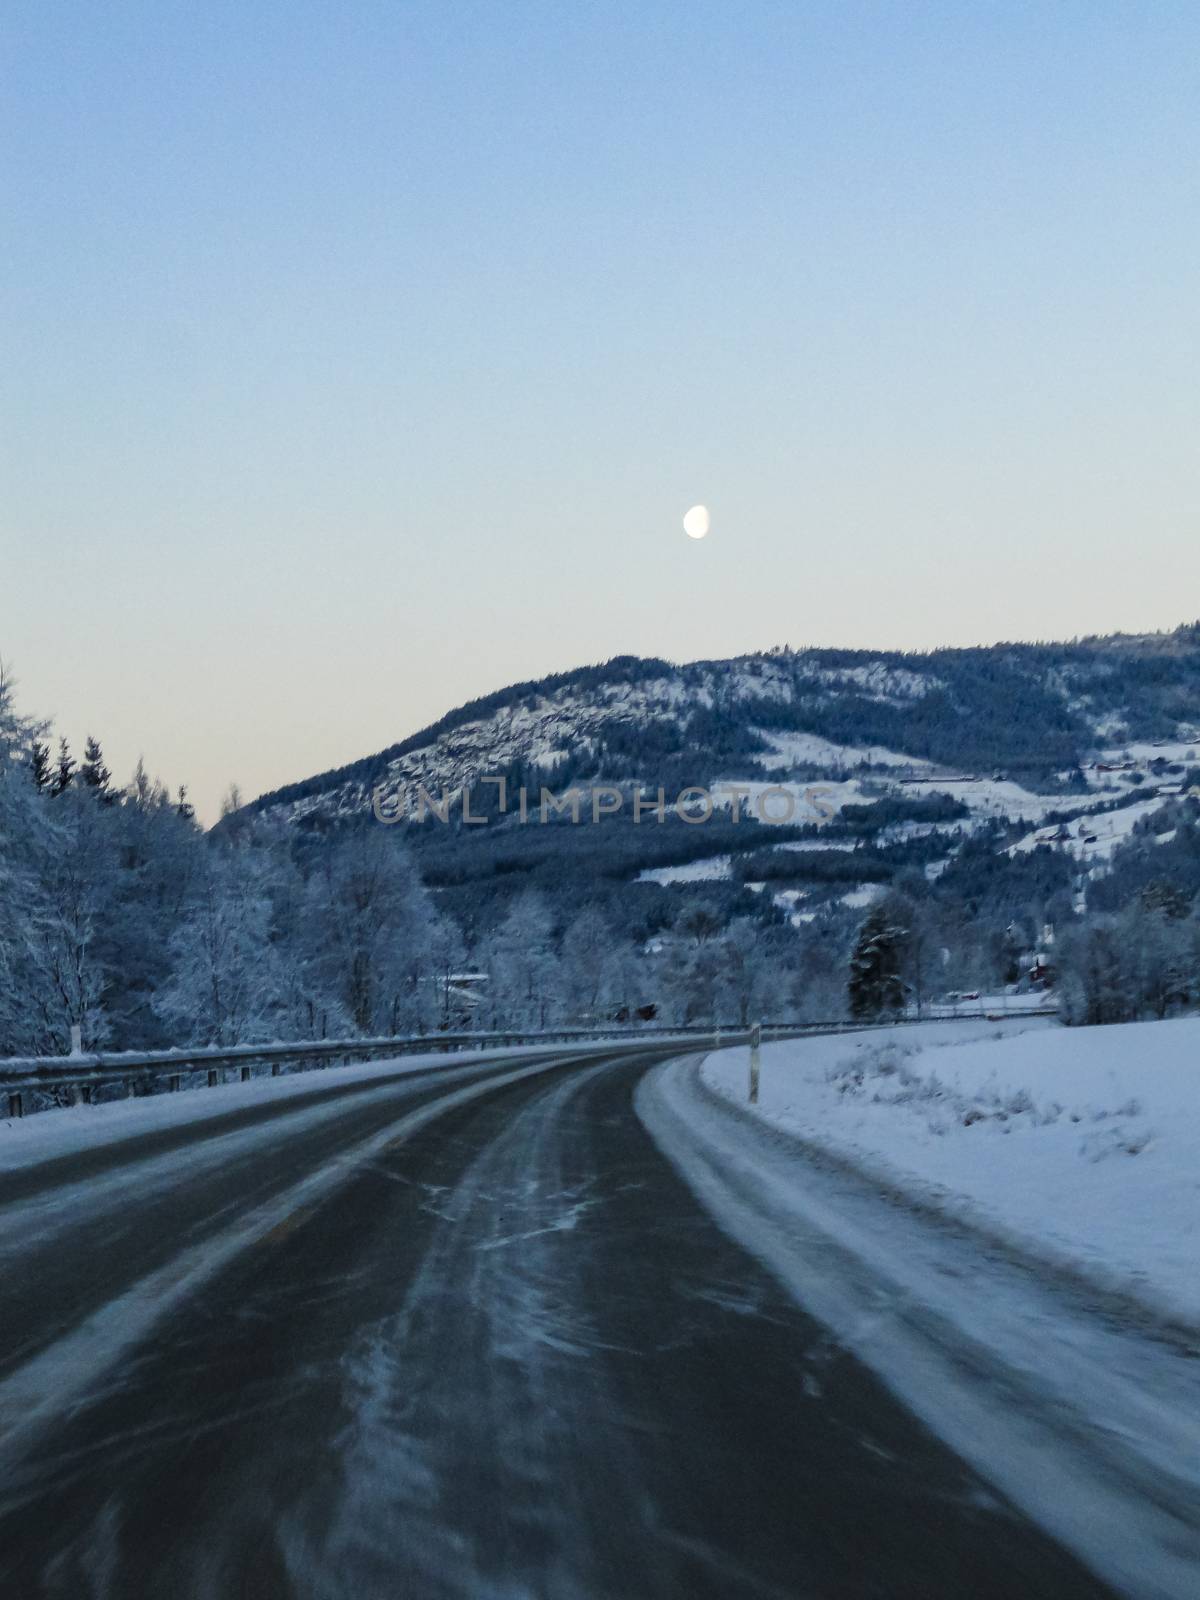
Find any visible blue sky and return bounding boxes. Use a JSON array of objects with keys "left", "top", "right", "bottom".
[{"left": 4, "top": 2, "right": 1198, "bottom": 820}]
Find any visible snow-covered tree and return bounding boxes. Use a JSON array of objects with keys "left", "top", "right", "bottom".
[
  {"left": 19, "top": 787, "right": 115, "bottom": 1050},
  {"left": 848, "top": 900, "right": 909, "bottom": 1019},
  {"left": 561, "top": 905, "right": 619, "bottom": 1023},
  {"left": 474, "top": 891, "right": 563, "bottom": 1030},
  {"left": 303, "top": 830, "right": 435, "bottom": 1035},
  {"left": 718, "top": 917, "right": 787, "bottom": 1026},
  {"left": 0, "top": 668, "right": 55, "bottom": 1053},
  {"left": 95, "top": 761, "right": 202, "bottom": 1046},
  {"left": 418, "top": 909, "right": 470, "bottom": 1032},
  {"left": 155, "top": 847, "right": 283, "bottom": 1046}
]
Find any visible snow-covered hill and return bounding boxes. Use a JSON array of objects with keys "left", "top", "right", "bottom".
[{"left": 229, "top": 628, "right": 1200, "bottom": 880}]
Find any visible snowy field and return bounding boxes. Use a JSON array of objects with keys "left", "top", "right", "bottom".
[
  {"left": 702, "top": 1016, "right": 1200, "bottom": 1328},
  {"left": 637, "top": 854, "right": 732, "bottom": 885},
  {"left": 1009, "top": 794, "right": 1169, "bottom": 861},
  {"left": 751, "top": 728, "right": 932, "bottom": 772}
]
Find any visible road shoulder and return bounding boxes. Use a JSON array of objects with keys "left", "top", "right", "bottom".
[{"left": 637, "top": 1051, "right": 1200, "bottom": 1600}]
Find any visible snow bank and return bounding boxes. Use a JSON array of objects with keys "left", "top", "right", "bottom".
[
  {"left": 0, "top": 1041, "right": 594, "bottom": 1176},
  {"left": 702, "top": 1016, "right": 1200, "bottom": 1328},
  {"left": 640, "top": 1048, "right": 1200, "bottom": 1595}
]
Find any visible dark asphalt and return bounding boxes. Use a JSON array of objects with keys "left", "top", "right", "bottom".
[{"left": 0, "top": 1049, "right": 1116, "bottom": 1599}]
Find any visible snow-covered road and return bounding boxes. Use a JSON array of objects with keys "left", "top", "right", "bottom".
[
  {"left": 0, "top": 1041, "right": 1153, "bottom": 1598},
  {"left": 642, "top": 1047, "right": 1200, "bottom": 1599}
]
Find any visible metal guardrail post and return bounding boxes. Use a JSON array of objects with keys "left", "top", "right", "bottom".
[{"left": 748, "top": 1021, "right": 762, "bottom": 1104}]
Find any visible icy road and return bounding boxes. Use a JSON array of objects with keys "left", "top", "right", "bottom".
[{"left": 0, "top": 1043, "right": 1167, "bottom": 1598}]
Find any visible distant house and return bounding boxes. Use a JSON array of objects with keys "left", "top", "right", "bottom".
[
  {"left": 1028, "top": 953, "right": 1053, "bottom": 987},
  {"left": 1036, "top": 825, "right": 1071, "bottom": 845}
]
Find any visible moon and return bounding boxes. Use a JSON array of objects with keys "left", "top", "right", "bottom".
[{"left": 683, "top": 504, "right": 710, "bottom": 540}]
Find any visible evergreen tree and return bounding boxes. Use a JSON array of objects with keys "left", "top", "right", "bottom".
[
  {"left": 50, "top": 738, "right": 75, "bottom": 796},
  {"left": 30, "top": 740, "right": 51, "bottom": 791},
  {"left": 79, "top": 735, "right": 114, "bottom": 800},
  {"left": 1139, "top": 878, "right": 1190, "bottom": 920},
  {"left": 848, "top": 903, "right": 908, "bottom": 1018}
]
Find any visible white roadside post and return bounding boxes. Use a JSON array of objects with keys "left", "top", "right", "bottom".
[
  {"left": 748, "top": 1020, "right": 762, "bottom": 1104},
  {"left": 68, "top": 1024, "right": 84, "bottom": 1107}
]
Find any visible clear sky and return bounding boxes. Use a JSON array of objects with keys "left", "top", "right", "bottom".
[{"left": 4, "top": 2, "right": 1199, "bottom": 822}]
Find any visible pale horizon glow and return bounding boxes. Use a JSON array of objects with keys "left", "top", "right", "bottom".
[{"left": 4, "top": 3, "right": 1199, "bottom": 824}]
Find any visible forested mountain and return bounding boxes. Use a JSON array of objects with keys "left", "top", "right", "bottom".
[
  {"left": 7, "top": 624, "right": 1200, "bottom": 1065},
  {"left": 231, "top": 624, "right": 1200, "bottom": 834},
  {"left": 215, "top": 623, "right": 1200, "bottom": 929}
]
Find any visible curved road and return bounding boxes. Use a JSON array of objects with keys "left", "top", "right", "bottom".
[{"left": 0, "top": 1046, "right": 1115, "bottom": 1599}]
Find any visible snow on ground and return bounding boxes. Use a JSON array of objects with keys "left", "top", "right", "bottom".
[
  {"left": 709, "top": 778, "right": 877, "bottom": 826},
  {"left": 702, "top": 1016, "right": 1200, "bottom": 1327},
  {"left": 641, "top": 1041, "right": 1200, "bottom": 1596},
  {"left": 637, "top": 854, "right": 732, "bottom": 885},
  {"left": 751, "top": 878, "right": 885, "bottom": 921},
  {"left": 1096, "top": 741, "right": 1200, "bottom": 768},
  {"left": 0, "top": 1041, "right": 604, "bottom": 1176},
  {"left": 898, "top": 775, "right": 1097, "bottom": 824},
  {"left": 751, "top": 729, "right": 931, "bottom": 772},
  {"left": 774, "top": 838, "right": 861, "bottom": 853},
  {"left": 839, "top": 883, "right": 884, "bottom": 910},
  {"left": 770, "top": 888, "right": 814, "bottom": 927},
  {"left": 1010, "top": 795, "right": 1167, "bottom": 860}
]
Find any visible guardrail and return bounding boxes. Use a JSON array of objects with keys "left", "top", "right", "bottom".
[
  {"left": 0, "top": 1024, "right": 768, "bottom": 1118},
  {"left": 0, "top": 1008, "right": 1058, "bottom": 1120}
]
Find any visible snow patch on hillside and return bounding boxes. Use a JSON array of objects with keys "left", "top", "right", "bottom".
[
  {"left": 709, "top": 778, "right": 877, "bottom": 825},
  {"left": 752, "top": 729, "right": 930, "bottom": 772},
  {"left": 808, "top": 663, "right": 941, "bottom": 704},
  {"left": 839, "top": 883, "right": 885, "bottom": 909},
  {"left": 1097, "top": 741, "right": 1200, "bottom": 767},
  {"left": 775, "top": 839, "right": 861, "bottom": 853},
  {"left": 1010, "top": 796, "right": 1167, "bottom": 861},
  {"left": 637, "top": 855, "right": 732, "bottom": 886}
]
